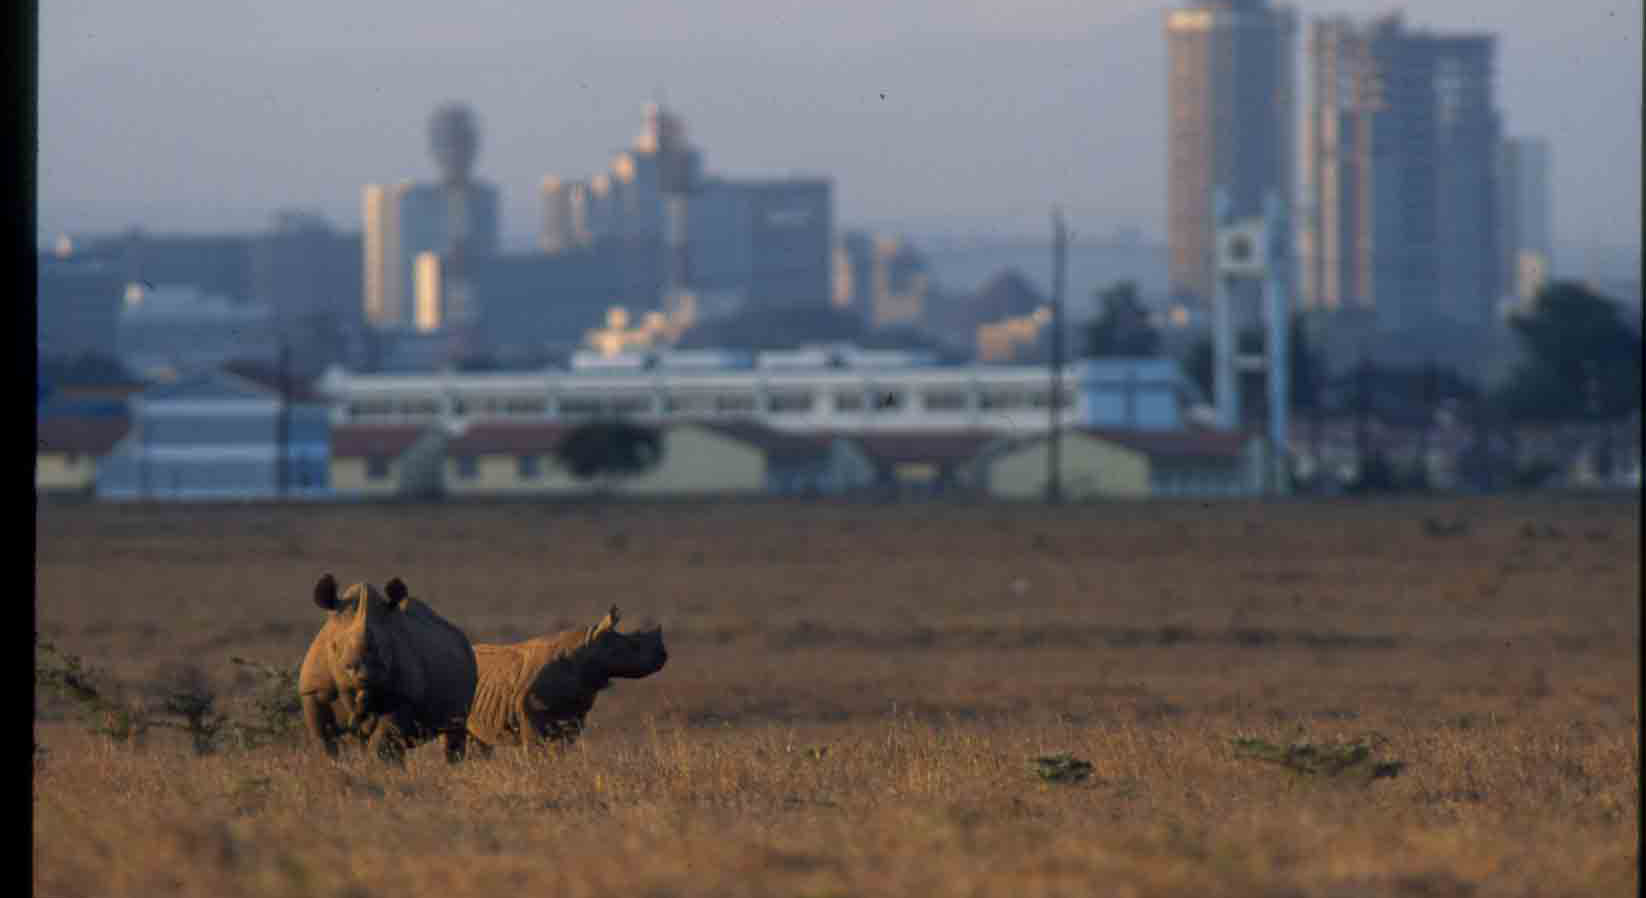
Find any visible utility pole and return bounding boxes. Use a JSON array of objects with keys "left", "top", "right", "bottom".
[
  {"left": 1308, "top": 317, "right": 1324, "bottom": 489},
  {"left": 138, "top": 397, "right": 150, "bottom": 500},
  {"left": 1418, "top": 358, "right": 1437, "bottom": 487},
  {"left": 1046, "top": 207, "right": 1068, "bottom": 505},
  {"left": 1212, "top": 188, "right": 1238, "bottom": 431},
  {"left": 1261, "top": 190, "right": 1290, "bottom": 495},
  {"left": 1354, "top": 345, "right": 1372, "bottom": 481}
]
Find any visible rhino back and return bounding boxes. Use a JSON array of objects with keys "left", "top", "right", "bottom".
[
  {"left": 520, "top": 630, "right": 598, "bottom": 701},
  {"left": 467, "top": 634, "right": 589, "bottom": 746},
  {"left": 468, "top": 643, "right": 539, "bottom": 745},
  {"left": 387, "top": 599, "right": 478, "bottom": 734}
]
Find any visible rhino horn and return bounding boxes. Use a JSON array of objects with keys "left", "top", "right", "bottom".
[
  {"left": 314, "top": 574, "right": 340, "bottom": 610},
  {"left": 589, "top": 605, "right": 620, "bottom": 640}
]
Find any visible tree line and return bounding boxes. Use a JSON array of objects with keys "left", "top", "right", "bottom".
[{"left": 1084, "top": 279, "right": 1641, "bottom": 491}]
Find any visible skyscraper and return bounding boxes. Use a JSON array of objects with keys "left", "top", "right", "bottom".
[
  {"left": 1165, "top": 0, "right": 1296, "bottom": 311},
  {"left": 1299, "top": 14, "right": 1501, "bottom": 331},
  {"left": 361, "top": 103, "right": 500, "bottom": 331},
  {"left": 541, "top": 106, "right": 703, "bottom": 253},
  {"left": 833, "top": 231, "right": 876, "bottom": 315},
  {"left": 541, "top": 176, "right": 592, "bottom": 253},
  {"left": 536, "top": 105, "right": 828, "bottom": 314},
  {"left": 1498, "top": 137, "right": 1552, "bottom": 305},
  {"left": 362, "top": 183, "right": 404, "bottom": 328},
  {"left": 745, "top": 178, "right": 834, "bottom": 309}
]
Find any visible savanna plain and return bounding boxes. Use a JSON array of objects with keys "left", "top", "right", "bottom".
[{"left": 34, "top": 495, "right": 1640, "bottom": 897}]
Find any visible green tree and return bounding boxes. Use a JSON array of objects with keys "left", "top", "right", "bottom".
[
  {"left": 1084, "top": 282, "right": 1160, "bottom": 358},
  {"left": 1498, "top": 281, "right": 1642, "bottom": 423},
  {"left": 554, "top": 419, "right": 664, "bottom": 492}
]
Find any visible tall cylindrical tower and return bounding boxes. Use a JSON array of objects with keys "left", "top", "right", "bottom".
[
  {"left": 652, "top": 104, "right": 696, "bottom": 320},
  {"left": 428, "top": 102, "right": 480, "bottom": 187}
]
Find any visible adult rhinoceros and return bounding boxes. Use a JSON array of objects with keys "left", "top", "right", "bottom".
[
  {"left": 466, "top": 605, "right": 667, "bottom": 752},
  {"left": 298, "top": 574, "right": 478, "bottom": 763}
]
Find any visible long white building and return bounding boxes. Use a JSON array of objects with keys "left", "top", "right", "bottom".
[{"left": 317, "top": 347, "right": 1205, "bottom": 436}]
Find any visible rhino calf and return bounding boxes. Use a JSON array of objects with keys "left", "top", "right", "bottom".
[
  {"left": 299, "top": 574, "right": 478, "bottom": 763},
  {"left": 466, "top": 605, "right": 667, "bottom": 752}
]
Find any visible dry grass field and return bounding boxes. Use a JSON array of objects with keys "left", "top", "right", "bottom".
[{"left": 34, "top": 494, "right": 1640, "bottom": 897}]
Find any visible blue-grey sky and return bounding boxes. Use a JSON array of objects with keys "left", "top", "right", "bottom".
[{"left": 39, "top": 1, "right": 1641, "bottom": 253}]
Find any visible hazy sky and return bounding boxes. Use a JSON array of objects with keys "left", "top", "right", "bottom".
[{"left": 39, "top": 1, "right": 1641, "bottom": 252}]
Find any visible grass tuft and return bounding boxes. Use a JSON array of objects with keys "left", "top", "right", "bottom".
[
  {"left": 1231, "top": 733, "right": 1406, "bottom": 782},
  {"left": 1030, "top": 752, "right": 1095, "bottom": 784}
]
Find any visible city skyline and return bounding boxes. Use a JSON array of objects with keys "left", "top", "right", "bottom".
[{"left": 39, "top": 1, "right": 1639, "bottom": 256}]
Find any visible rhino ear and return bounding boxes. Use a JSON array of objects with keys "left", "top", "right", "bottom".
[
  {"left": 314, "top": 574, "right": 340, "bottom": 611},
  {"left": 384, "top": 577, "right": 409, "bottom": 609}
]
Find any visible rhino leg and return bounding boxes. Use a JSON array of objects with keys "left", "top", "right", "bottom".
[
  {"left": 517, "top": 692, "right": 546, "bottom": 750},
  {"left": 302, "top": 694, "right": 340, "bottom": 758},
  {"left": 366, "top": 710, "right": 411, "bottom": 765},
  {"left": 558, "top": 716, "right": 586, "bottom": 745},
  {"left": 442, "top": 729, "right": 468, "bottom": 764}
]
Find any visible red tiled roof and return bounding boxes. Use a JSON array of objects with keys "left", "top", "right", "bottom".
[
  {"left": 847, "top": 431, "right": 1001, "bottom": 466},
  {"left": 446, "top": 422, "right": 573, "bottom": 455},
  {"left": 330, "top": 424, "right": 433, "bottom": 459},
  {"left": 36, "top": 417, "right": 131, "bottom": 455}
]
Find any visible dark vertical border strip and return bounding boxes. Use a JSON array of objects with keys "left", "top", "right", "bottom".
[{"left": 16, "top": 0, "right": 40, "bottom": 886}]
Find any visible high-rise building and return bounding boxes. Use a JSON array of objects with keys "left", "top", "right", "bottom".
[
  {"left": 745, "top": 178, "right": 834, "bottom": 308},
  {"left": 541, "top": 104, "right": 705, "bottom": 314},
  {"left": 609, "top": 148, "right": 664, "bottom": 243},
  {"left": 869, "top": 236, "right": 931, "bottom": 329},
  {"left": 1165, "top": 0, "right": 1296, "bottom": 310},
  {"left": 675, "top": 176, "right": 833, "bottom": 312},
  {"left": 833, "top": 231, "right": 876, "bottom": 314},
  {"left": 361, "top": 103, "right": 501, "bottom": 331},
  {"left": 1300, "top": 14, "right": 1502, "bottom": 331},
  {"left": 540, "top": 176, "right": 592, "bottom": 252},
  {"left": 362, "top": 183, "right": 404, "bottom": 328},
  {"left": 585, "top": 173, "right": 618, "bottom": 241},
  {"left": 1498, "top": 137, "right": 1552, "bottom": 305},
  {"left": 394, "top": 180, "right": 500, "bottom": 326},
  {"left": 531, "top": 105, "right": 830, "bottom": 323}
]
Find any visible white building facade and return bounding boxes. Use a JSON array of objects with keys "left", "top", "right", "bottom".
[{"left": 317, "top": 349, "right": 1203, "bottom": 437}]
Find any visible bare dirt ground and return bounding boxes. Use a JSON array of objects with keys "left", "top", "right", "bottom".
[{"left": 34, "top": 494, "right": 1640, "bottom": 897}]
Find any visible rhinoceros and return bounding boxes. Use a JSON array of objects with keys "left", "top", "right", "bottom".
[
  {"left": 466, "top": 605, "right": 667, "bottom": 751},
  {"left": 298, "top": 574, "right": 478, "bottom": 763}
]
